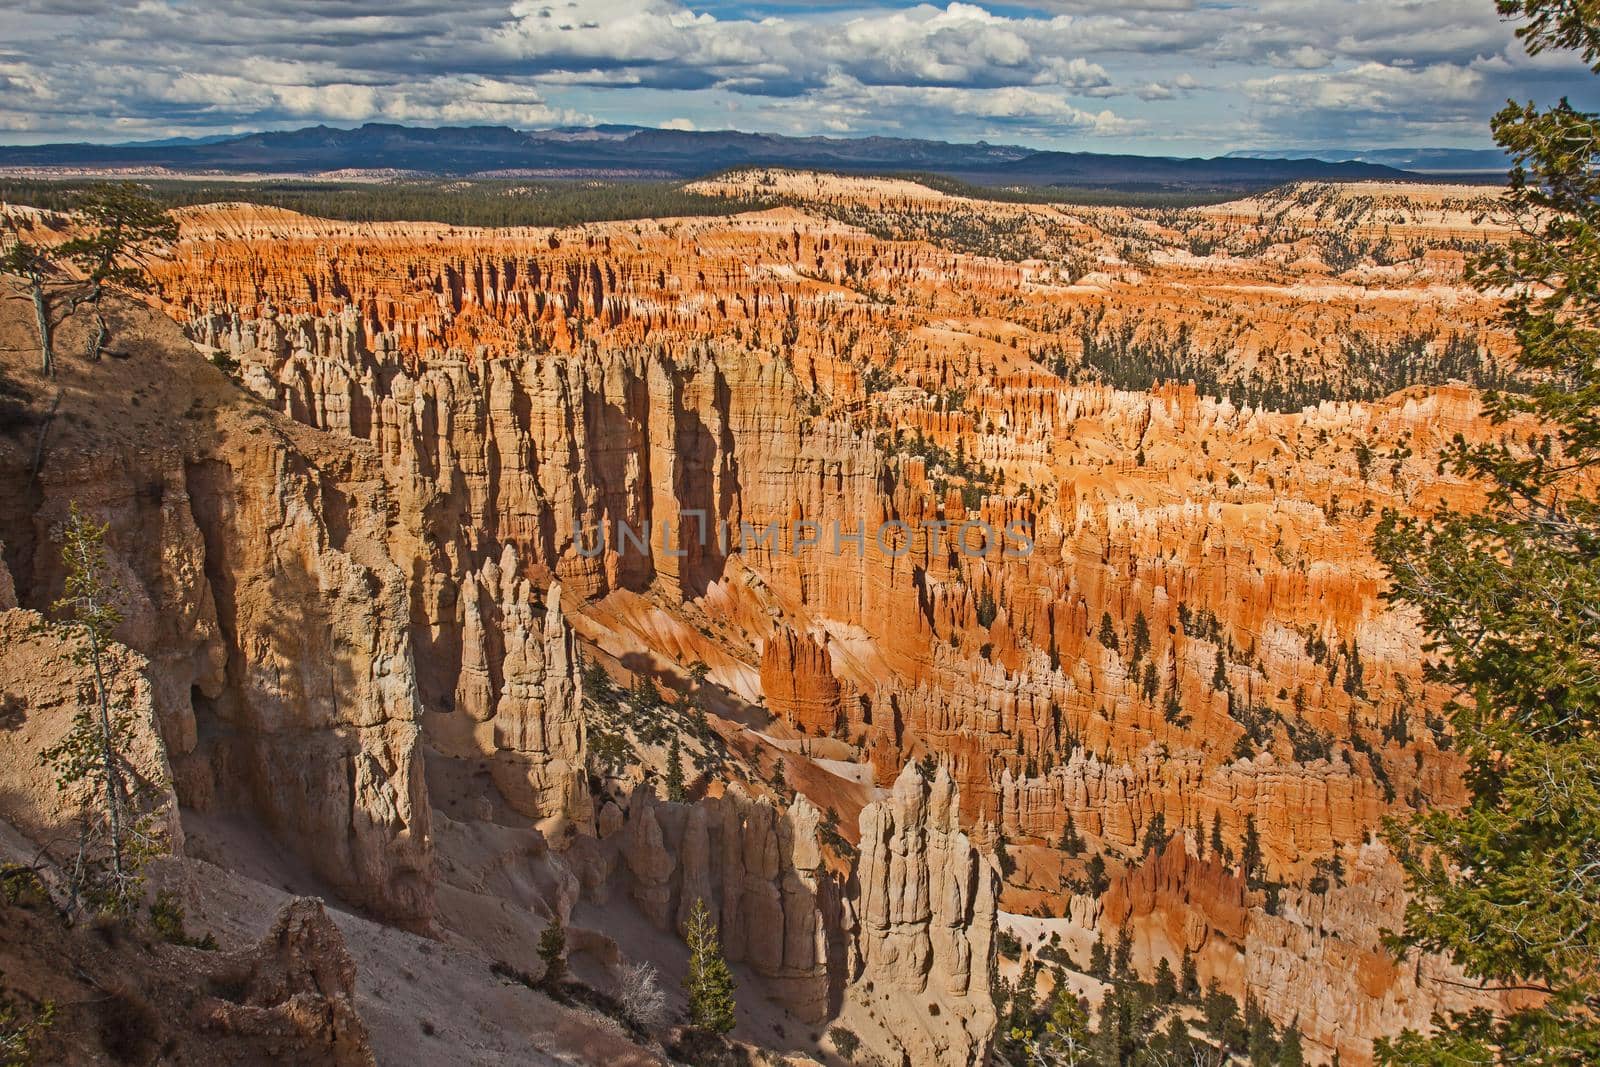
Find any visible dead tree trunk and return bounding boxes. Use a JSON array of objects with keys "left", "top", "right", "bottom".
[{"left": 28, "top": 276, "right": 52, "bottom": 377}]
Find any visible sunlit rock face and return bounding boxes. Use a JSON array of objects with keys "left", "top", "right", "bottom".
[{"left": 112, "top": 174, "right": 1532, "bottom": 1061}]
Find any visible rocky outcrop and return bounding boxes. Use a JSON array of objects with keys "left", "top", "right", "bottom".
[
  {"left": 621, "top": 785, "right": 675, "bottom": 928},
  {"left": 0, "top": 607, "right": 182, "bottom": 866},
  {"left": 760, "top": 626, "right": 847, "bottom": 737},
  {"left": 718, "top": 786, "right": 833, "bottom": 1021},
  {"left": 18, "top": 180, "right": 1533, "bottom": 1057},
  {"left": 179, "top": 438, "right": 433, "bottom": 925},
  {"left": 1102, "top": 841, "right": 1504, "bottom": 1063},
  {"left": 613, "top": 766, "right": 998, "bottom": 1048},
  {"left": 850, "top": 763, "right": 999, "bottom": 1067},
  {"left": 197, "top": 897, "right": 375, "bottom": 1066},
  {"left": 442, "top": 546, "right": 591, "bottom": 831},
  {"left": 0, "top": 545, "right": 15, "bottom": 610},
  {"left": 148, "top": 204, "right": 1501, "bottom": 888},
  {"left": 0, "top": 290, "right": 432, "bottom": 925},
  {"left": 617, "top": 783, "right": 837, "bottom": 1022}
]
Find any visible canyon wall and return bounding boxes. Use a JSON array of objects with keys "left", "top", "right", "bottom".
[
  {"left": 850, "top": 763, "right": 1000, "bottom": 1067},
  {"left": 0, "top": 308, "right": 436, "bottom": 921},
  {"left": 1, "top": 176, "right": 1529, "bottom": 1060},
  {"left": 617, "top": 762, "right": 1000, "bottom": 1065},
  {"left": 620, "top": 783, "right": 839, "bottom": 1023}
]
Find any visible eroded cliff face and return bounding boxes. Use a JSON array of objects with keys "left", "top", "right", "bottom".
[
  {"left": 850, "top": 763, "right": 999, "bottom": 1067},
  {"left": 0, "top": 287, "right": 435, "bottom": 923},
  {"left": 613, "top": 761, "right": 999, "bottom": 1065},
  {"left": 443, "top": 548, "right": 591, "bottom": 831},
  {"left": 1095, "top": 840, "right": 1500, "bottom": 1064},
  {"left": 620, "top": 782, "right": 840, "bottom": 1023},
  {"left": 0, "top": 175, "right": 1534, "bottom": 1061},
  {"left": 156, "top": 209, "right": 1497, "bottom": 879}
]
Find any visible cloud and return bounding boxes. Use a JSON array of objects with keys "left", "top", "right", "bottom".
[
  {"left": 1242, "top": 59, "right": 1502, "bottom": 141},
  {"left": 0, "top": 0, "right": 1594, "bottom": 149}
]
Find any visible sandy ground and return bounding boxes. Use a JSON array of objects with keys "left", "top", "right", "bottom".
[{"left": 155, "top": 818, "right": 666, "bottom": 1067}]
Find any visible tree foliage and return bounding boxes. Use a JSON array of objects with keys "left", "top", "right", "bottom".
[
  {"left": 683, "top": 897, "right": 737, "bottom": 1035},
  {"left": 58, "top": 184, "right": 176, "bottom": 296},
  {"left": 1372, "top": 3, "right": 1600, "bottom": 1062},
  {"left": 41, "top": 504, "right": 164, "bottom": 917},
  {"left": 665, "top": 733, "right": 686, "bottom": 803},
  {"left": 0, "top": 974, "right": 55, "bottom": 1067},
  {"left": 537, "top": 913, "right": 567, "bottom": 988}
]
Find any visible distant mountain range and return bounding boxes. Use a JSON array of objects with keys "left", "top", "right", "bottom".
[
  {"left": 1225, "top": 146, "right": 1508, "bottom": 174},
  {"left": 0, "top": 122, "right": 1439, "bottom": 189}
]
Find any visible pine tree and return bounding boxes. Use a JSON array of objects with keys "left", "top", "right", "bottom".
[
  {"left": 1041, "top": 984, "right": 1092, "bottom": 1064},
  {"left": 683, "top": 897, "right": 737, "bottom": 1034},
  {"left": 665, "top": 733, "right": 686, "bottom": 802},
  {"left": 1097, "top": 611, "right": 1119, "bottom": 651},
  {"left": 1180, "top": 949, "right": 1201, "bottom": 1000},
  {"left": 1281, "top": 1024, "right": 1306, "bottom": 1067},
  {"left": 1245, "top": 994, "right": 1280, "bottom": 1066},
  {"left": 1372, "top": 6, "right": 1600, "bottom": 1063},
  {"left": 58, "top": 184, "right": 176, "bottom": 361},
  {"left": 1131, "top": 610, "right": 1151, "bottom": 662},
  {"left": 1059, "top": 811, "right": 1084, "bottom": 856},
  {"left": 1142, "top": 811, "right": 1168, "bottom": 855},
  {"left": 1203, "top": 980, "right": 1245, "bottom": 1051},
  {"left": 1088, "top": 937, "right": 1110, "bottom": 980},
  {"left": 1210, "top": 811, "right": 1225, "bottom": 861},
  {"left": 1240, "top": 815, "right": 1262, "bottom": 882},
  {"left": 537, "top": 913, "right": 567, "bottom": 987},
  {"left": 1, "top": 225, "right": 54, "bottom": 375},
  {"left": 994, "top": 833, "right": 1014, "bottom": 876},
  {"left": 1153, "top": 956, "right": 1178, "bottom": 1003},
  {"left": 1111, "top": 924, "right": 1133, "bottom": 980},
  {"left": 42, "top": 503, "right": 159, "bottom": 914},
  {"left": 1086, "top": 853, "right": 1109, "bottom": 896},
  {"left": 1007, "top": 959, "right": 1039, "bottom": 1036},
  {"left": 1094, "top": 981, "right": 1138, "bottom": 1066}
]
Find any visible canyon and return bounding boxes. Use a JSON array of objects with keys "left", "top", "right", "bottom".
[{"left": 0, "top": 173, "right": 1528, "bottom": 1064}]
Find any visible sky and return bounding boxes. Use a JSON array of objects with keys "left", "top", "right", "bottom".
[{"left": 2, "top": 0, "right": 1596, "bottom": 154}]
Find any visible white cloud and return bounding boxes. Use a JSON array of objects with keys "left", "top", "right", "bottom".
[{"left": 0, "top": 0, "right": 1594, "bottom": 149}]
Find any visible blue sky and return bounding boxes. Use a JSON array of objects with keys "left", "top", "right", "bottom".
[{"left": 3, "top": 0, "right": 1596, "bottom": 153}]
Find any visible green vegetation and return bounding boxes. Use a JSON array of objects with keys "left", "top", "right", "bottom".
[
  {"left": 41, "top": 504, "right": 165, "bottom": 916},
  {"left": 582, "top": 657, "right": 728, "bottom": 783},
  {"left": 888, "top": 172, "right": 1246, "bottom": 209},
  {"left": 664, "top": 733, "right": 686, "bottom": 802},
  {"left": 147, "top": 890, "right": 218, "bottom": 950},
  {"left": 1372, "top": 3, "right": 1600, "bottom": 1063},
  {"left": 995, "top": 948, "right": 1303, "bottom": 1066},
  {"left": 683, "top": 897, "right": 737, "bottom": 1034},
  {"left": 1, "top": 183, "right": 174, "bottom": 372},
  {"left": 57, "top": 184, "right": 176, "bottom": 360},
  {"left": 1067, "top": 320, "right": 1506, "bottom": 413},
  {"left": 0, "top": 975, "right": 54, "bottom": 1067},
  {"left": 537, "top": 914, "right": 567, "bottom": 988},
  {"left": 0, "top": 177, "right": 770, "bottom": 230}
]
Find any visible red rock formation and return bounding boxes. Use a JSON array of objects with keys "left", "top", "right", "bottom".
[
  {"left": 1101, "top": 842, "right": 1507, "bottom": 1063},
  {"left": 760, "top": 626, "right": 846, "bottom": 736},
  {"left": 11, "top": 175, "right": 1535, "bottom": 1056}
]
